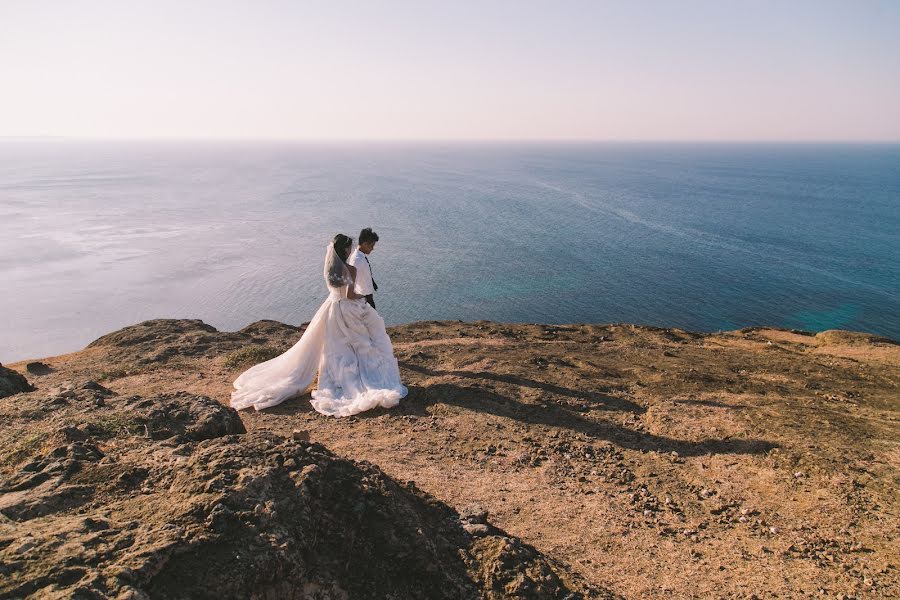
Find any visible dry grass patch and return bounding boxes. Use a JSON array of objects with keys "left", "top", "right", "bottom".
[{"left": 223, "top": 345, "right": 280, "bottom": 369}]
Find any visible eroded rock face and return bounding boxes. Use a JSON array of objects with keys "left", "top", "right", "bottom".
[
  {"left": 0, "top": 441, "right": 106, "bottom": 522},
  {"left": 0, "top": 364, "right": 34, "bottom": 398},
  {"left": 0, "top": 384, "right": 245, "bottom": 526},
  {"left": 0, "top": 387, "right": 602, "bottom": 599},
  {"left": 124, "top": 391, "right": 247, "bottom": 442}
]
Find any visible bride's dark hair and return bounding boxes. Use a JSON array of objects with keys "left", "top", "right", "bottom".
[{"left": 332, "top": 233, "right": 353, "bottom": 261}]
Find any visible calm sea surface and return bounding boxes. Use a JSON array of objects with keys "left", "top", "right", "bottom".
[{"left": 2, "top": 141, "right": 898, "bottom": 361}]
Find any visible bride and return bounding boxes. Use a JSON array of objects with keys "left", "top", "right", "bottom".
[{"left": 230, "top": 234, "right": 408, "bottom": 416}]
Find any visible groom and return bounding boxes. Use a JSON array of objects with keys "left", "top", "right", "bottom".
[{"left": 349, "top": 227, "right": 379, "bottom": 310}]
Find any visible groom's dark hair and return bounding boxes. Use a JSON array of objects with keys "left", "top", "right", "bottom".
[{"left": 359, "top": 228, "right": 379, "bottom": 245}]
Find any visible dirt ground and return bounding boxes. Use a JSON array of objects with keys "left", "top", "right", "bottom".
[{"left": 7, "top": 319, "right": 899, "bottom": 599}]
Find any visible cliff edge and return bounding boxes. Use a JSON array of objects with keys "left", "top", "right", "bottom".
[{"left": 3, "top": 319, "right": 898, "bottom": 599}]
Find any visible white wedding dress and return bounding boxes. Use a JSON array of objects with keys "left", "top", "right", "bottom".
[{"left": 231, "top": 244, "right": 408, "bottom": 416}]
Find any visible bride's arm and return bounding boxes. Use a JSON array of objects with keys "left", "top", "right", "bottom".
[{"left": 344, "top": 264, "right": 365, "bottom": 299}]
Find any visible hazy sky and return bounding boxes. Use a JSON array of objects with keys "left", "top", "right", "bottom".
[{"left": 2, "top": 0, "right": 899, "bottom": 141}]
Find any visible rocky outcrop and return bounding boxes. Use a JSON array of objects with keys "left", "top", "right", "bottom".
[
  {"left": 87, "top": 319, "right": 220, "bottom": 349},
  {"left": 815, "top": 329, "right": 898, "bottom": 346},
  {"left": 26, "top": 362, "right": 53, "bottom": 375},
  {"left": 0, "top": 383, "right": 602, "bottom": 599},
  {"left": 4, "top": 318, "right": 898, "bottom": 599},
  {"left": 124, "top": 391, "right": 247, "bottom": 442},
  {"left": 86, "top": 319, "right": 304, "bottom": 365},
  {"left": 0, "top": 364, "right": 33, "bottom": 398}
]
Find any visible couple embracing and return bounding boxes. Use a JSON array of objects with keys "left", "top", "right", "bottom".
[{"left": 230, "top": 228, "right": 408, "bottom": 417}]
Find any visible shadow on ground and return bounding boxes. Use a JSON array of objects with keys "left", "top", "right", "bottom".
[{"left": 400, "top": 363, "right": 776, "bottom": 457}]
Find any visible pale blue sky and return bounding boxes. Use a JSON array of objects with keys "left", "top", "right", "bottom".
[{"left": 1, "top": 0, "right": 898, "bottom": 140}]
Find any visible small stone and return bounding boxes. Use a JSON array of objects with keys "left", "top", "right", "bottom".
[
  {"left": 80, "top": 517, "right": 110, "bottom": 532},
  {"left": 12, "top": 540, "right": 36, "bottom": 554},
  {"left": 460, "top": 504, "right": 489, "bottom": 524},
  {"left": 292, "top": 430, "right": 310, "bottom": 442},
  {"left": 81, "top": 380, "right": 112, "bottom": 394},
  {"left": 462, "top": 522, "right": 490, "bottom": 537},
  {"left": 769, "top": 526, "right": 778, "bottom": 534}
]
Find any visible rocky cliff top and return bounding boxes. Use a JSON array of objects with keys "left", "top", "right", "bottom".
[{"left": 3, "top": 319, "right": 898, "bottom": 599}]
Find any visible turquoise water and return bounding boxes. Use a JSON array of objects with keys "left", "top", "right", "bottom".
[{"left": 1, "top": 141, "right": 898, "bottom": 360}]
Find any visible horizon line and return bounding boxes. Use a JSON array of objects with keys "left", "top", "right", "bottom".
[{"left": 2, "top": 136, "right": 899, "bottom": 144}]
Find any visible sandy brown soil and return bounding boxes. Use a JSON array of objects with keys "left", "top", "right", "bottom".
[{"left": 5, "top": 319, "right": 899, "bottom": 599}]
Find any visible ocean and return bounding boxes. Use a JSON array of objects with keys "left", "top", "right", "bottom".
[{"left": 2, "top": 140, "right": 898, "bottom": 361}]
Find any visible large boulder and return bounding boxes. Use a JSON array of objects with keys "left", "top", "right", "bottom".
[{"left": 0, "top": 364, "right": 33, "bottom": 398}]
